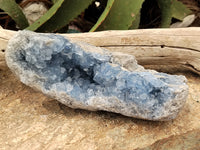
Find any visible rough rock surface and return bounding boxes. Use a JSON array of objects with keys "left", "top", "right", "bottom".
[
  {"left": 5, "top": 30, "right": 188, "bottom": 121},
  {"left": 0, "top": 67, "right": 200, "bottom": 150}
]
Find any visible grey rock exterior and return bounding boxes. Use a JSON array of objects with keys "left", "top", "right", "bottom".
[{"left": 5, "top": 31, "right": 188, "bottom": 121}]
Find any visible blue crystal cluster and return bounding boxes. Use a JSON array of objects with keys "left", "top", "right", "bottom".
[
  {"left": 6, "top": 31, "right": 188, "bottom": 120},
  {"left": 17, "top": 33, "right": 171, "bottom": 104}
]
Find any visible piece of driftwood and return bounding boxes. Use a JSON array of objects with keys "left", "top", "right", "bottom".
[{"left": 0, "top": 28, "right": 200, "bottom": 74}]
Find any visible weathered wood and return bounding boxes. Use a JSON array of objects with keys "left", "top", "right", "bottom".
[{"left": 0, "top": 28, "right": 200, "bottom": 74}]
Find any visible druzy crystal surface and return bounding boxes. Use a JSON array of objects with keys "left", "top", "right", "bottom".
[{"left": 5, "top": 31, "right": 188, "bottom": 121}]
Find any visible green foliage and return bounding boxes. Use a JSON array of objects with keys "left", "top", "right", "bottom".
[
  {"left": 0, "top": 0, "right": 193, "bottom": 32},
  {"left": 52, "top": 0, "right": 59, "bottom": 4},
  {"left": 90, "top": 0, "right": 115, "bottom": 32},
  {"left": 157, "top": 0, "right": 173, "bottom": 28},
  {"left": 27, "top": 0, "right": 94, "bottom": 32},
  {"left": 0, "top": 0, "right": 29, "bottom": 29},
  {"left": 26, "top": 0, "right": 64, "bottom": 31},
  {"left": 172, "top": 0, "right": 192, "bottom": 21},
  {"left": 129, "top": 12, "right": 141, "bottom": 29},
  {"left": 97, "top": 0, "right": 145, "bottom": 30},
  {"left": 157, "top": 0, "right": 192, "bottom": 28}
]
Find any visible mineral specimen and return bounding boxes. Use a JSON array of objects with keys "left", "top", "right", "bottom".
[{"left": 5, "top": 30, "right": 188, "bottom": 121}]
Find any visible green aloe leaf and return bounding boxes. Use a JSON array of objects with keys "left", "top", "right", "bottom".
[
  {"left": 157, "top": 0, "right": 172, "bottom": 28},
  {"left": 0, "top": 0, "right": 29, "bottom": 29},
  {"left": 129, "top": 11, "right": 141, "bottom": 29},
  {"left": 89, "top": 0, "right": 115, "bottom": 32},
  {"left": 97, "top": 0, "right": 145, "bottom": 30},
  {"left": 26, "top": 0, "right": 64, "bottom": 31},
  {"left": 27, "top": 0, "right": 94, "bottom": 32},
  {"left": 157, "top": 0, "right": 191, "bottom": 28},
  {"left": 52, "top": 0, "right": 61, "bottom": 4},
  {"left": 172, "top": 0, "right": 192, "bottom": 21},
  {"left": 52, "top": 0, "right": 59, "bottom": 4}
]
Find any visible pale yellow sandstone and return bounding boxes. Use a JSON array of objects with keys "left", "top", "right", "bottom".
[{"left": 0, "top": 66, "right": 199, "bottom": 150}]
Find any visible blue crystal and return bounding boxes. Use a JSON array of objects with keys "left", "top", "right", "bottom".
[{"left": 5, "top": 31, "right": 188, "bottom": 121}]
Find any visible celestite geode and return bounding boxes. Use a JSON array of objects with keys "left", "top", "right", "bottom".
[{"left": 5, "top": 31, "right": 188, "bottom": 121}]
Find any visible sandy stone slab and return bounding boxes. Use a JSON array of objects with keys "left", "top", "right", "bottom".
[{"left": 0, "top": 66, "right": 200, "bottom": 150}]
